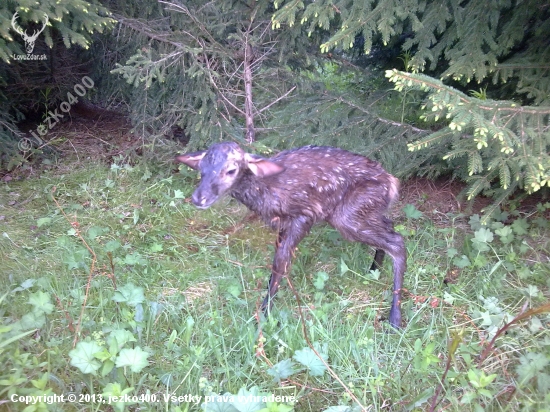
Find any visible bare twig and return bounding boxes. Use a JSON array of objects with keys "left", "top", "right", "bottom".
[{"left": 258, "top": 86, "right": 297, "bottom": 114}]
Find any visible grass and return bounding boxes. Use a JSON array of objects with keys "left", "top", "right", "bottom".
[{"left": 0, "top": 150, "right": 549, "bottom": 412}]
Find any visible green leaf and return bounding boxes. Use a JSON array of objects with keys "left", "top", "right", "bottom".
[
  {"left": 28, "top": 291, "right": 54, "bottom": 314},
  {"left": 95, "top": 347, "right": 113, "bottom": 362},
  {"left": 150, "top": 243, "right": 163, "bottom": 252},
  {"left": 115, "top": 347, "right": 150, "bottom": 372},
  {"left": 447, "top": 248, "right": 458, "bottom": 258},
  {"left": 453, "top": 255, "right": 471, "bottom": 268},
  {"left": 101, "top": 359, "right": 115, "bottom": 377},
  {"left": 403, "top": 204, "right": 423, "bottom": 219},
  {"left": 183, "top": 316, "right": 195, "bottom": 345},
  {"left": 460, "top": 390, "right": 478, "bottom": 404},
  {"left": 87, "top": 226, "right": 109, "bottom": 240},
  {"left": 293, "top": 347, "right": 328, "bottom": 377},
  {"left": 536, "top": 373, "right": 550, "bottom": 393},
  {"left": 62, "top": 245, "right": 90, "bottom": 270},
  {"left": 340, "top": 259, "right": 349, "bottom": 275},
  {"left": 174, "top": 189, "right": 185, "bottom": 199},
  {"left": 467, "top": 369, "right": 481, "bottom": 387},
  {"left": 30, "top": 372, "right": 50, "bottom": 391},
  {"left": 366, "top": 266, "right": 379, "bottom": 280},
  {"left": 529, "top": 316, "right": 544, "bottom": 333},
  {"left": 104, "top": 240, "right": 121, "bottom": 252},
  {"left": 226, "top": 283, "right": 242, "bottom": 298},
  {"left": 123, "top": 253, "right": 146, "bottom": 265},
  {"left": 414, "top": 341, "right": 440, "bottom": 371},
  {"left": 102, "top": 383, "right": 135, "bottom": 412},
  {"left": 141, "top": 168, "right": 152, "bottom": 181},
  {"left": 494, "top": 226, "right": 514, "bottom": 243},
  {"left": 511, "top": 218, "right": 529, "bottom": 235},
  {"left": 313, "top": 271, "right": 329, "bottom": 290},
  {"left": 12, "top": 278, "right": 36, "bottom": 292},
  {"left": 474, "top": 227, "right": 494, "bottom": 243},
  {"left": 103, "top": 381, "right": 127, "bottom": 396},
  {"left": 471, "top": 228, "right": 494, "bottom": 251},
  {"left": 202, "top": 393, "right": 238, "bottom": 411},
  {"left": 405, "top": 388, "right": 434, "bottom": 410},
  {"left": 479, "top": 373, "right": 497, "bottom": 387},
  {"left": 112, "top": 283, "right": 145, "bottom": 306},
  {"left": 533, "top": 217, "right": 549, "bottom": 229},
  {"left": 107, "top": 329, "right": 137, "bottom": 350},
  {"left": 267, "top": 359, "right": 296, "bottom": 383},
  {"left": 477, "top": 388, "right": 493, "bottom": 398},
  {"left": 37, "top": 217, "right": 52, "bottom": 227},
  {"left": 467, "top": 368, "right": 497, "bottom": 392},
  {"left": 18, "top": 311, "right": 46, "bottom": 330},
  {"left": 469, "top": 215, "right": 484, "bottom": 231},
  {"left": 69, "top": 341, "right": 103, "bottom": 375},
  {"left": 232, "top": 386, "right": 266, "bottom": 412},
  {"left": 259, "top": 402, "right": 294, "bottom": 412},
  {"left": 516, "top": 352, "right": 549, "bottom": 384},
  {"left": 522, "top": 285, "right": 540, "bottom": 298},
  {"left": 443, "top": 291, "right": 455, "bottom": 305}
]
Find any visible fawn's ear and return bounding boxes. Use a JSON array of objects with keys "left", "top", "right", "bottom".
[
  {"left": 176, "top": 151, "right": 207, "bottom": 170},
  {"left": 244, "top": 153, "right": 285, "bottom": 177}
]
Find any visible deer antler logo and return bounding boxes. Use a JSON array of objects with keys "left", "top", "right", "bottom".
[{"left": 11, "top": 12, "right": 49, "bottom": 54}]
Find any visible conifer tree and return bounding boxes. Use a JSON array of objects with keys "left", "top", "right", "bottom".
[
  {"left": 0, "top": 0, "right": 115, "bottom": 169},
  {"left": 387, "top": 70, "right": 549, "bottom": 217},
  {"left": 0, "top": 0, "right": 113, "bottom": 63},
  {"left": 106, "top": 1, "right": 439, "bottom": 181},
  {"left": 108, "top": 0, "right": 309, "bottom": 147},
  {"left": 272, "top": 0, "right": 550, "bottom": 213}
]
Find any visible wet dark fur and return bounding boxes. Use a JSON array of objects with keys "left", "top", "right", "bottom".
[{"left": 177, "top": 142, "right": 406, "bottom": 327}]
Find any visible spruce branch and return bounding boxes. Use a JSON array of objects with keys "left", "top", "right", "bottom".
[
  {"left": 337, "top": 96, "right": 429, "bottom": 135},
  {"left": 387, "top": 69, "right": 550, "bottom": 214}
]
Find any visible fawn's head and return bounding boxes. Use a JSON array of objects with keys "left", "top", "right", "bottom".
[{"left": 176, "top": 142, "right": 284, "bottom": 208}]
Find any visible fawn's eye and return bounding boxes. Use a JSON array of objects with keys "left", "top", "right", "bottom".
[{"left": 226, "top": 168, "right": 237, "bottom": 176}]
